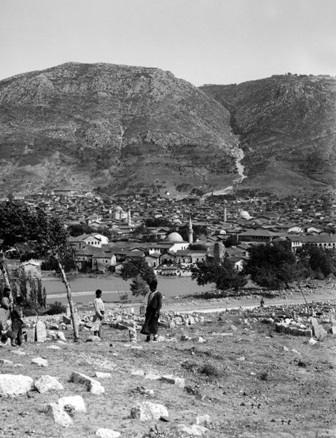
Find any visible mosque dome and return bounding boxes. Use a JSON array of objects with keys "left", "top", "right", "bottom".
[
  {"left": 240, "top": 210, "right": 251, "bottom": 220},
  {"left": 166, "top": 232, "right": 184, "bottom": 242},
  {"left": 114, "top": 205, "right": 123, "bottom": 211}
]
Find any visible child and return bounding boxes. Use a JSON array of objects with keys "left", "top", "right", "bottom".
[{"left": 92, "top": 289, "right": 105, "bottom": 338}]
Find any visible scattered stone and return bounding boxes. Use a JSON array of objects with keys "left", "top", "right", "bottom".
[
  {"left": 46, "top": 345, "right": 62, "bottom": 350},
  {"left": 177, "top": 424, "right": 208, "bottom": 436},
  {"left": 70, "top": 371, "right": 105, "bottom": 395},
  {"left": 31, "top": 357, "right": 48, "bottom": 367},
  {"left": 96, "top": 428, "right": 121, "bottom": 438},
  {"left": 131, "top": 401, "right": 169, "bottom": 421},
  {"left": 86, "top": 336, "right": 102, "bottom": 342},
  {"left": 0, "top": 359, "right": 13, "bottom": 365},
  {"left": 57, "top": 332, "right": 67, "bottom": 342},
  {"left": 95, "top": 372, "right": 112, "bottom": 379},
  {"left": 160, "top": 375, "right": 185, "bottom": 388},
  {"left": 34, "top": 375, "right": 64, "bottom": 393},
  {"left": 196, "top": 414, "right": 211, "bottom": 426},
  {"left": 311, "top": 318, "right": 328, "bottom": 341},
  {"left": 58, "top": 395, "right": 86, "bottom": 412},
  {"left": 129, "top": 325, "right": 137, "bottom": 343},
  {"left": 308, "top": 338, "right": 318, "bottom": 345},
  {"left": 131, "top": 369, "right": 145, "bottom": 376},
  {"left": 144, "top": 372, "right": 161, "bottom": 380},
  {"left": 291, "top": 349, "right": 301, "bottom": 356},
  {"left": 47, "top": 402, "right": 73, "bottom": 427},
  {"left": 11, "top": 350, "right": 26, "bottom": 356},
  {"left": 35, "top": 320, "right": 47, "bottom": 343},
  {"left": 0, "top": 374, "right": 34, "bottom": 395},
  {"left": 62, "top": 315, "right": 72, "bottom": 325},
  {"left": 283, "top": 346, "right": 289, "bottom": 352},
  {"left": 237, "top": 356, "right": 246, "bottom": 361}
]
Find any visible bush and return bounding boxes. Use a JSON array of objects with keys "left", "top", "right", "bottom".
[
  {"left": 45, "top": 301, "right": 67, "bottom": 315},
  {"left": 199, "top": 362, "right": 223, "bottom": 378}
]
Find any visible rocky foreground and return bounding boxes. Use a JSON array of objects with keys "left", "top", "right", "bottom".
[{"left": 0, "top": 298, "right": 336, "bottom": 437}]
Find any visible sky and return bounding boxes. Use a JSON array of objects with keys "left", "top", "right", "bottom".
[{"left": 1, "top": 0, "right": 335, "bottom": 86}]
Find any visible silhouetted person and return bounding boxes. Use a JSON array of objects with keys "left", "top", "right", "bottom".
[{"left": 140, "top": 279, "right": 162, "bottom": 342}]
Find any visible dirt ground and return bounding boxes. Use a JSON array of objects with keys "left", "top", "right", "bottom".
[{"left": 0, "top": 288, "right": 336, "bottom": 438}]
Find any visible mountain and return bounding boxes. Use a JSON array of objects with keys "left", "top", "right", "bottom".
[
  {"left": 0, "top": 62, "right": 241, "bottom": 197},
  {"left": 200, "top": 74, "right": 336, "bottom": 196}
]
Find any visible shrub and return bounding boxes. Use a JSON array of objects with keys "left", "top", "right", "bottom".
[
  {"left": 199, "top": 362, "right": 223, "bottom": 378},
  {"left": 46, "top": 301, "right": 67, "bottom": 315}
]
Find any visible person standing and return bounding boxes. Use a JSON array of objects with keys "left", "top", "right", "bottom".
[
  {"left": 140, "top": 279, "right": 162, "bottom": 342},
  {"left": 1, "top": 287, "right": 12, "bottom": 313},
  {"left": 92, "top": 289, "right": 105, "bottom": 338},
  {"left": 9, "top": 295, "right": 24, "bottom": 347}
]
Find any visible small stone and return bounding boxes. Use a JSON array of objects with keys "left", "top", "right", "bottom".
[
  {"left": 46, "top": 345, "right": 62, "bottom": 350},
  {"left": 31, "top": 357, "right": 48, "bottom": 367},
  {"left": 0, "top": 359, "right": 14, "bottom": 366},
  {"left": 177, "top": 424, "right": 208, "bottom": 436},
  {"left": 58, "top": 395, "right": 86, "bottom": 412},
  {"left": 131, "top": 401, "right": 169, "bottom": 421},
  {"left": 57, "top": 332, "right": 67, "bottom": 342},
  {"left": 131, "top": 369, "right": 145, "bottom": 376},
  {"left": 308, "top": 338, "right": 318, "bottom": 345},
  {"left": 47, "top": 402, "right": 73, "bottom": 427},
  {"left": 96, "top": 428, "right": 121, "bottom": 438},
  {"left": 95, "top": 372, "right": 112, "bottom": 379}
]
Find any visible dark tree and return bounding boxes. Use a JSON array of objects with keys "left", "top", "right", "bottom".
[
  {"left": 244, "top": 242, "right": 298, "bottom": 289},
  {"left": 191, "top": 258, "right": 247, "bottom": 292},
  {"left": 120, "top": 258, "right": 156, "bottom": 290},
  {"left": 297, "top": 245, "right": 335, "bottom": 278}
]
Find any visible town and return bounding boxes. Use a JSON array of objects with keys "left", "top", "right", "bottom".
[{"left": 6, "top": 188, "right": 336, "bottom": 278}]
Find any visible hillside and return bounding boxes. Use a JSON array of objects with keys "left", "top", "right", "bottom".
[
  {"left": 200, "top": 74, "right": 336, "bottom": 196},
  {"left": 0, "top": 63, "right": 241, "bottom": 197},
  {"left": 0, "top": 294, "right": 335, "bottom": 438}
]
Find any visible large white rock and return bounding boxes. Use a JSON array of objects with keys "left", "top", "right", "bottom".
[
  {"left": 47, "top": 403, "right": 73, "bottom": 427},
  {"left": 0, "top": 374, "right": 33, "bottom": 395},
  {"left": 131, "top": 401, "right": 169, "bottom": 421},
  {"left": 58, "top": 395, "right": 86, "bottom": 412},
  {"left": 34, "top": 375, "right": 64, "bottom": 393},
  {"left": 96, "top": 428, "right": 121, "bottom": 438}
]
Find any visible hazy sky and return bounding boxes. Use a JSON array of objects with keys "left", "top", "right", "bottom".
[{"left": 1, "top": 0, "right": 335, "bottom": 86}]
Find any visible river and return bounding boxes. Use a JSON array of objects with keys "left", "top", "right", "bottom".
[{"left": 43, "top": 275, "right": 213, "bottom": 304}]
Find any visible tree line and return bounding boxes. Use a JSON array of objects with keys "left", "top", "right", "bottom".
[{"left": 191, "top": 242, "right": 336, "bottom": 294}]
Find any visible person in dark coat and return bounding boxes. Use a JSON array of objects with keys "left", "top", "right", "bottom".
[
  {"left": 9, "top": 295, "right": 24, "bottom": 346},
  {"left": 140, "top": 279, "right": 162, "bottom": 342}
]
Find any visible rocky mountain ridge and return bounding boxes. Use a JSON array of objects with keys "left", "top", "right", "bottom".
[
  {"left": 1, "top": 63, "right": 335, "bottom": 197},
  {"left": 201, "top": 74, "right": 336, "bottom": 196},
  {"left": 0, "top": 62, "right": 240, "bottom": 197}
]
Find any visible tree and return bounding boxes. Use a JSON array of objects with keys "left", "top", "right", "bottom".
[
  {"left": 244, "top": 242, "right": 298, "bottom": 289},
  {"left": 191, "top": 258, "right": 247, "bottom": 293},
  {"left": 297, "top": 245, "right": 335, "bottom": 279},
  {"left": 120, "top": 258, "right": 156, "bottom": 293},
  {"left": 0, "top": 200, "right": 79, "bottom": 340},
  {"left": 130, "top": 275, "right": 150, "bottom": 297}
]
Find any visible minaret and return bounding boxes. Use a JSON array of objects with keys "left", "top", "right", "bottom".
[
  {"left": 188, "top": 217, "right": 193, "bottom": 244},
  {"left": 128, "top": 209, "right": 132, "bottom": 227},
  {"left": 224, "top": 207, "right": 227, "bottom": 223}
]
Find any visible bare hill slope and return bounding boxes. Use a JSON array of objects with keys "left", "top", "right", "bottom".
[
  {"left": 0, "top": 62, "right": 240, "bottom": 196},
  {"left": 201, "top": 74, "right": 336, "bottom": 196}
]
